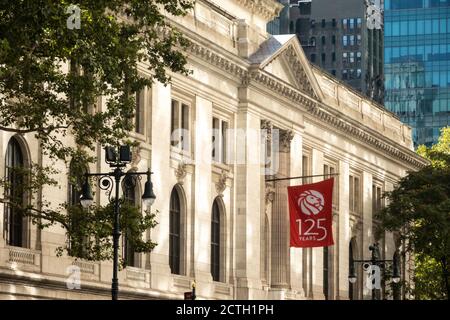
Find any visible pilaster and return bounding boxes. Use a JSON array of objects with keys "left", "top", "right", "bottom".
[
  {"left": 193, "top": 95, "right": 214, "bottom": 294},
  {"left": 149, "top": 81, "right": 173, "bottom": 291},
  {"left": 234, "top": 107, "right": 262, "bottom": 299},
  {"left": 310, "top": 148, "right": 325, "bottom": 299}
]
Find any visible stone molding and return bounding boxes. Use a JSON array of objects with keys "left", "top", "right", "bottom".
[
  {"left": 215, "top": 170, "right": 229, "bottom": 196},
  {"left": 184, "top": 36, "right": 427, "bottom": 169},
  {"left": 234, "top": 0, "right": 284, "bottom": 21},
  {"left": 174, "top": 161, "right": 188, "bottom": 185}
]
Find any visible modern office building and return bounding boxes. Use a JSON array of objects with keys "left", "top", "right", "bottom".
[
  {"left": 268, "top": 0, "right": 384, "bottom": 104},
  {"left": 384, "top": 0, "right": 450, "bottom": 146}
]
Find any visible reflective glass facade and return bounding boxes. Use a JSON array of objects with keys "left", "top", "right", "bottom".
[{"left": 384, "top": 0, "right": 450, "bottom": 146}]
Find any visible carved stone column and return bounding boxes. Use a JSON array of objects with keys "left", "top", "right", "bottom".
[{"left": 271, "top": 129, "right": 293, "bottom": 288}]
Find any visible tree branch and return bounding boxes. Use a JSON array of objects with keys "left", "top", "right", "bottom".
[{"left": 0, "top": 124, "right": 72, "bottom": 134}]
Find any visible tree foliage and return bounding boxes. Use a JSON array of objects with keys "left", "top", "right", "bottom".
[
  {"left": 376, "top": 127, "right": 450, "bottom": 300},
  {"left": 61, "top": 201, "right": 158, "bottom": 268},
  {"left": 0, "top": 0, "right": 194, "bottom": 262}
]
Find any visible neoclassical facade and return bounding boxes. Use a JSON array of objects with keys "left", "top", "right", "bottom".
[{"left": 0, "top": 0, "right": 427, "bottom": 300}]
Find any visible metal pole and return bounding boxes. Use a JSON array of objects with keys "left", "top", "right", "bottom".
[
  {"left": 371, "top": 247, "right": 376, "bottom": 301},
  {"left": 265, "top": 173, "right": 339, "bottom": 182},
  {"left": 112, "top": 168, "right": 122, "bottom": 300}
]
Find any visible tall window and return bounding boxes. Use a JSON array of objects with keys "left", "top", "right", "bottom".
[
  {"left": 302, "top": 153, "right": 312, "bottom": 184},
  {"left": 356, "top": 51, "right": 362, "bottom": 63},
  {"left": 321, "top": 53, "right": 326, "bottom": 63},
  {"left": 321, "top": 36, "right": 326, "bottom": 45},
  {"left": 212, "top": 117, "right": 229, "bottom": 164},
  {"left": 310, "top": 54, "right": 316, "bottom": 63},
  {"left": 350, "top": 52, "right": 355, "bottom": 63},
  {"left": 343, "top": 52, "right": 349, "bottom": 64},
  {"left": 135, "top": 89, "right": 145, "bottom": 134},
  {"left": 171, "top": 99, "right": 190, "bottom": 152},
  {"left": 343, "top": 35, "right": 348, "bottom": 46},
  {"left": 349, "top": 35, "right": 355, "bottom": 46},
  {"left": 349, "top": 241, "right": 355, "bottom": 300},
  {"left": 349, "top": 18, "right": 355, "bottom": 29},
  {"left": 310, "top": 37, "right": 316, "bottom": 46},
  {"left": 4, "top": 137, "right": 26, "bottom": 247},
  {"left": 372, "top": 183, "right": 383, "bottom": 215},
  {"left": 349, "top": 174, "right": 361, "bottom": 214},
  {"left": 68, "top": 160, "right": 88, "bottom": 257},
  {"left": 68, "top": 161, "right": 85, "bottom": 207},
  {"left": 332, "top": 35, "right": 336, "bottom": 45},
  {"left": 169, "top": 187, "right": 182, "bottom": 274},
  {"left": 211, "top": 199, "right": 221, "bottom": 281},
  {"left": 342, "top": 69, "right": 348, "bottom": 80},
  {"left": 324, "top": 163, "right": 339, "bottom": 210},
  {"left": 323, "top": 246, "right": 329, "bottom": 299},
  {"left": 123, "top": 174, "right": 140, "bottom": 267}
]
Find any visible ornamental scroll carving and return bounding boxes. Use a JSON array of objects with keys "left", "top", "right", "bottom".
[
  {"left": 215, "top": 170, "right": 229, "bottom": 197},
  {"left": 174, "top": 161, "right": 188, "bottom": 185}
]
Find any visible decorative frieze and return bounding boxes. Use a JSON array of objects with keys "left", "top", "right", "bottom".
[
  {"left": 308, "top": 105, "right": 428, "bottom": 169},
  {"left": 186, "top": 42, "right": 248, "bottom": 79},
  {"left": 283, "top": 46, "right": 317, "bottom": 98},
  {"left": 235, "top": 0, "right": 283, "bottom": 20}
]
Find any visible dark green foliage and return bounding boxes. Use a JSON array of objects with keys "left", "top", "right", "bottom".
[
  {"left": 0, "top": 0, "right": 193, "bottom": 262},
  {"left": 376, "top": 127, "right": 450, "bottom": 300}
]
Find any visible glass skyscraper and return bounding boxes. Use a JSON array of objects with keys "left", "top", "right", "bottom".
[{"left": 384, "top": 0, "right": 450, "bottom": 146}]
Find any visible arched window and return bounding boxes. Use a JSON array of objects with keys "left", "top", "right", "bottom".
[
  {"left": 169, "top": 187, "right": 182, "bottom": 274},
  {"left": 349, "top": 239, "right": 358, "bottom": 300},
  {"left": 123, "top": 173, "right": 140, "bottom": 267},
  {"left": 323, "top": 246, "right": 329, "bottom": 299},
  {"left": 68, "top": 160, "right": 88, "bottom": 257},
  {"left": 310, "top": 37, "right": 316, "bottom": 46},
  {"left": 4, "top": 136, "right": 26, "bottom": 247},
  {"left": 211, "top": 199, "right": 221, "bottom": 281},
  {"left": 68, "top": 160, "right": 86, "bottom": 206}
]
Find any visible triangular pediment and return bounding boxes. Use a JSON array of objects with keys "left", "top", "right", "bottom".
[
  {"left": 262, "top": 54, "right": 301, "bottom": 89},
  {"left": 249, "top": 35, "right": 323, "bottom": 101}
]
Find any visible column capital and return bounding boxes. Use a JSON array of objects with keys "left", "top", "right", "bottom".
[{"left": 280, "top": 129, "right": 294, "bottom": 153}]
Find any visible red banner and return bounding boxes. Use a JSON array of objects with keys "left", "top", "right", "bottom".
[{"left": 288, "top": 178, "right": 334, "bottom": 248}]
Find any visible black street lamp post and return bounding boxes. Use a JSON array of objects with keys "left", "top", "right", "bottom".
[
  {"left": 348, "top": 243, "right": 401, "bottom": 300},
  {"left": 80, "top": 145, "right": 156, "bottom": 300}
]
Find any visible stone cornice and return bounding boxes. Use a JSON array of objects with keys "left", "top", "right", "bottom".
[
  {"left": 235, "top": 0, "right": 284, "bottom": 20},
  {"left": 244, "top": 69, "right": 316, "bottom": 110},
  {"left": 307, "top": 104, "right": 429, "bottom": 169},
  {"left": 186, "top": 41, "right": 248, "bottom": 79},
  {"left": 183, "top": 36, "right": 428, "bottom": 170}
]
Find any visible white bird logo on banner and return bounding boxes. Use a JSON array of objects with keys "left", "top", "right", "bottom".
[{"left": 297, "top": 190, "right": 325, "bottom": 215}]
